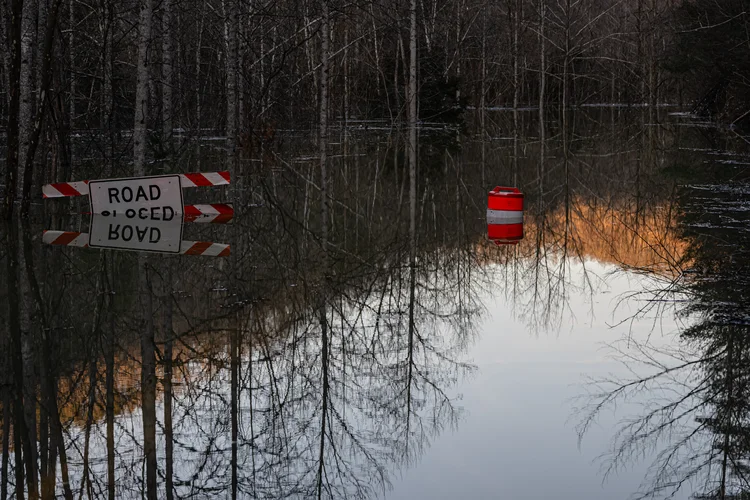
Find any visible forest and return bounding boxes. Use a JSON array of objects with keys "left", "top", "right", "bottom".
[{"left": 1, "top": 0, "right": 750, "bottom": 215}]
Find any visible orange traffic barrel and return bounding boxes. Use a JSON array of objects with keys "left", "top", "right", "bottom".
[
  {"left": 487, "top": 187, "right": 524, "bottom": 245},
  {"left": 487, "top": 186, "right": 523, "bottom": 211}
]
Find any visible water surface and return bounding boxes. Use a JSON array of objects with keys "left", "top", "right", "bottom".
[{"left": 2, "top": 109, "right": 749, "bottom": 499}]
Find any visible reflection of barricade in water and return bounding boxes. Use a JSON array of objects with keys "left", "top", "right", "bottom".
[
  {"left": 43, "top": 227, "right": 230, "bottom": 256},
  {"left": 487, "top": 186, "right": 524, "bottom": 245},
  {"left": 43, "top": 209, "right": 232, "bottom": 256}
]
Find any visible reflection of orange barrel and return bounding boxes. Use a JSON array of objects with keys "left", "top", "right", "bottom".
[{"left": 487, "top": 186, "right": 524, "bottom": 245}]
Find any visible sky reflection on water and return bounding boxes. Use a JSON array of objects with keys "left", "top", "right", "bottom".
[{"left": 388, "top": 260, "right": 690, "bottom": 500}]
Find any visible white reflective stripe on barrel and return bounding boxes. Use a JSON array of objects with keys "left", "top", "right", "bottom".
[{"left": 486, "top": 209, "right": 524, "bottom": 225}]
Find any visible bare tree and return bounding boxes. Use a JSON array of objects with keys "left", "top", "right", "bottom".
[
  {"left": 20, "top": 0, "right": 65, "bottom": 212},
  {"left": 2, "top": 0, "right": 23, "bottom": 218},
  {"left": 134, "top": 0, "right": 153, "bottom": 176},
  {"left": 162, "top": 0, "right": 174, "bottom": 146}
]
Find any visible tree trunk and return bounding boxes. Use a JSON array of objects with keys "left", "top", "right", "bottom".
[
  {"left": 479, "top": 9, "right": 486, "bottom": 137},
  {"left": 164, "top": 267, "right": 174, "bottom": 500},
  {"left": 3, "top": 0, "right": 24, "bottom": 218},
  {"left": 454, "top": 0, "right": 461, "bottom": 103},
  {"left": 21, "top": 0, "right": 65, "bottom": 213},
  {"left": 344, "top": 23, "right": 350, "bottom": 129},
  {"left": 408, "top": 0, "right": 417, "bottom": 146},
  {"left": 637, "top": 0, "right": 644, "bottom": 100},
  {"left": 50, "top": 34, "right": 71, "bottom": 185},
  {"left": 316, "top": 5, "right": 330, "bottom": 494},
  {"left": 1, "top": 300, "right": 11, "bottom": 500},
  {"left": 78, "top": 361, "right": 97, "bottom": 499},
  {"left": 406, "top": 0, "right": 418, "bottom": 456},
  {"left": 69, "top": 0, "right": 75, "bottom": 130},
  {"left": 23, "top": 220, "right": 74, "bottom": 500},
  {"left": 106, "top": 273, "right": 116, "bottom": 500},
  {"left": 539, "top": 0, "right": 545, "bottom": 197},
  {"left": 17, "top": 0, "right": 37, "bottom": 198},
  {"left": 7, "top": 223, "right": 36, "bottom": 499},
  {"left": 224, "top": 0, "right": 238, "bottom": 164},
  {"left": 195, "top": 1, "right": 205, "bottom": 129},
  {"left": 238, "top": 1, "right": 246, "bottom": 135},
  {"left": 133, "top": 0, "right": 153, "bottom": 176},
  {"left": 0, "top": 0, "right": 10, "bottom": 98},
  {"left": 512, "top": 0, "right": 520, "bottom": 110},
  {"left": 36, "top": 0, "right": 47, "bottom": 93},
  {"left": 139, "top": 257, "right": 157, "bottom": 500},
  {"left": 539, "top": 0, "right": 545, "bottom": 124},
  {"left": 102, "top": 0, "right": 114, "bottom": 176},
  {"left": 648, "top": 0, "right": 656, "bottom": 125},
  {"left": 1, "top": 379, "right": 9, "bottom": 500},
  {"left": 562, "top": 0, "right": 570, "bottom": 132},
  {"left": 319, "top": 0, "right": 330, "bottom": 252},
  {"left": 230, "top": 327, "right": 238, "bottom": 500},
  {"left": 162, "top": 0, "right": 173, "bottom": 146},
  {"left": 19, "top": 231, "right": 39, "bottom": 500}
]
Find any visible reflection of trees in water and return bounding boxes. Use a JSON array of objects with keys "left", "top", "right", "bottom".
[
  {"left": 0, "top": 110, "right": 701, "bottom": 498},
  {"left": 482, "top": 109, "right": 682, "bottom": 334},
  {"left": 0, "top": 133, "right": 488, "bottom": 498},
  {"left": 577, "top": 138, "right": 750, "bottom": 500}
]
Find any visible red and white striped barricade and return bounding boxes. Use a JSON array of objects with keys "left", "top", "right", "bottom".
[
  {"left": 42, "top": 172, "right": 233, "bottom": 255},
  {"left": 183, "top": 203, "right": 234, "bottom": 223},
  {"left": 180, "top": 241, "right": 231, "bottom": 256},
  {"left": 42, "top": 171, "right": 231, "bottom": 199},
  {"left": 73, "top": 204, "right": 234, "bottom": 223},
  {"left": 44, "top": 171, "right": 232, "bottom": 223},
  {"left": 42, "top": 231, "right": 90, "bottom": 248},
  {"left": 43, "top": 211, "right": 232, "bottom": 256},
  {"left": 487, "top": 186, "right": 524, "bottom": 245},
  {"left": 43, "top": 230, "right": 231, "bottom": 256}
]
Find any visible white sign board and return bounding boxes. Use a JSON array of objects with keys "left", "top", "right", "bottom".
[
  {"left": 89, "top": 175, "right": 183, "bottom": 217},
  {"left": 89, "top": 213, "right": 184, "bottom": 253}
]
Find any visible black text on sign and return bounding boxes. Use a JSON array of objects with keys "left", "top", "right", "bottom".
[{"left": 89, "top": 175, "right": 183, "bottom": 216}]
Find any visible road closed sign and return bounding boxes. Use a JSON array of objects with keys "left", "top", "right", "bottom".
[
  {"left": 89, "top": 174, "right": 183, "bottom": 216},
  {"left": 89, "top": 213, "right": 183, "bottom": 253},
  {"left": 44, "top": 171, "right": 232, "bottom": 256}
]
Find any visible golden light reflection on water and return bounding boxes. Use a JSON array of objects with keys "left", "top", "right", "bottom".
[{"left": 480, "top": 198, "right": 687, "bottom": 273}]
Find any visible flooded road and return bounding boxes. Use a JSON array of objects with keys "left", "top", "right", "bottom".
[{"left": 2, "top": 109, "right": 749, "bottom": 499}]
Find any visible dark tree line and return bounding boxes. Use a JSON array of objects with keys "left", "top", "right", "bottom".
[{"left": 2, "top": 0, "right": 749, "bottom": 217}]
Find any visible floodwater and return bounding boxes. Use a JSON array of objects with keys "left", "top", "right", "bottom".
[{"left": 1, "top": 109, "right": 749, "bottom": 499}]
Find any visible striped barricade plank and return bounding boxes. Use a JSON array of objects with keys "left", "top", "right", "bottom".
[
  {"left": 179, "top": 171, "right": 231, "bottom": 188},
  {"left": 183, "top": 203, "right": 234, "bottom": 223},
  {"left": 56, "top": 205, "right": 234, "bottom": 223},
  {"left": 42, "top": 171, "right": 231, "bottom": 198},
  {"left": 43, "top": 231, "right": 230, "bottom": 256},
  {"left": 42, "top": 231, "right": 90, "bottom": 248},
  {"left": 43, "top": 181, "right": 89, "bottom": 199},
  {"left": 180, "top": 241, "right": 231, "bottom": 256}
]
